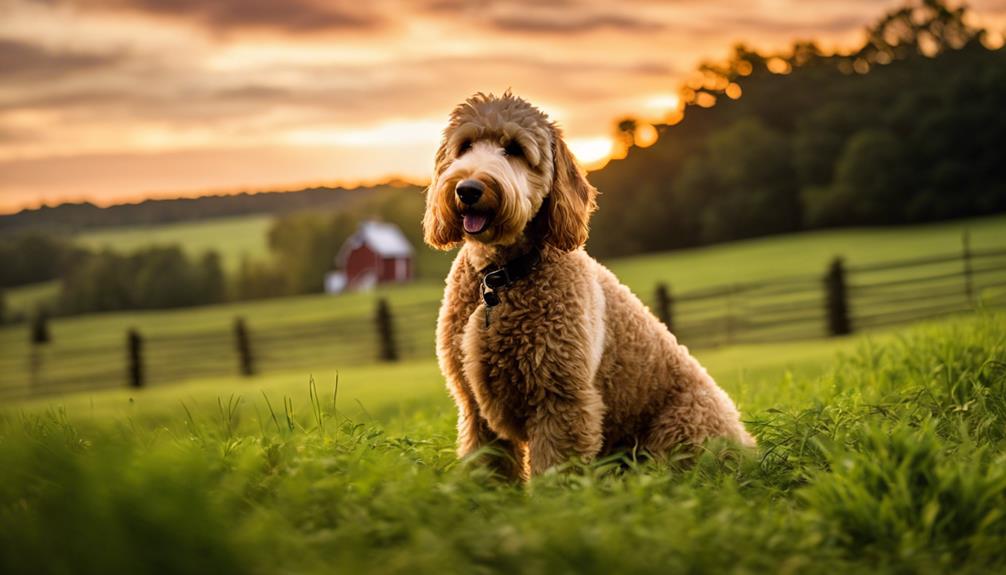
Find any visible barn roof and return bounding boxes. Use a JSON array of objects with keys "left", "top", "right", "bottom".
[{"left": 337, "top": 220, "right": 414, "bottom": 266}]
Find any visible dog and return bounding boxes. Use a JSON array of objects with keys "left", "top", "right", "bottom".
[{"left": 423, "top": 92, "right": 755, "bottom": 481}]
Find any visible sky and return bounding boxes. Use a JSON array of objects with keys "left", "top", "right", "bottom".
[{"left": 1, "top": 0, "right": 1005, "bottom": 214}]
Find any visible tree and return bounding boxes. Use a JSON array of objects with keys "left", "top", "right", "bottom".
[
  {"left": 234, "top": 256, "right": 287, "bottom": 301},
  {"left": 678, "top": 119, "right": 800, "bottom": 242},
  {"left": 132, "top": 246, "right": 199, "bottom": 309},
  {"left": 830, "top": 129, "right": 914, "bottom": 224},
  {"left": 267, "top": 212, "right": 356, "bottom": 295},
  {"left": 859, "top": 0, "right": 980, "bottom": 62},
  {"left": 198, "top": 251, "right": 227, "bottom": 304}
]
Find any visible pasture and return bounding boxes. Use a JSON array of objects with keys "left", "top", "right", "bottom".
[
  {"left": 71, "top": 211, "right": 1006, "bottom": 291},
  {"left": 74, "top": 214, "right": 276, "bottom": 272},
  {"left": 2, "top": 214, "right": 1004, "bottom": 398},
  {"left": 1, "top": 313, "right": 1004, "bottom": 574}
]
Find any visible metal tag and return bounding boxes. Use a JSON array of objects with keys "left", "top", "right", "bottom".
[{"left": 483, "top": 290, "right": 500, "bottom": 307}]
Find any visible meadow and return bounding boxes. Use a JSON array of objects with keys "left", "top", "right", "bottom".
[
  {"left": 2, "top": 214, "right": 1004, "bottom": 398},
  {"left": 1, "top": 312, "right": 1004, "bottom": 574},
  {"left": 71, "top": 211, "right": 1006, "bottom": 292},
  {"left": 74, "top": 214, "right": 276, "bottom": 272}
]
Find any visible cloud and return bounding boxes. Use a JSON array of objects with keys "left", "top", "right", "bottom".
[
  {"left": 417, "top": 0, "right": 661, "bottom": 34},
  {"left": 714, "top": 14, "right": 872, "bottom": 36},
  {"left": 56, "top": 0, "right": 383, "bottom": 34},
  {"left": 0, "top": 52, "right": 672, "bottom": 124},
  {"left": 0, "top": 38, "right": 125, "bottom": 80},
  {"left": 490, "top": 12, "right": 664, "bottom": 34}
]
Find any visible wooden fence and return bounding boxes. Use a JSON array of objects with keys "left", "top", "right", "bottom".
[
  {"left": 2, "top": 237, "right": 1004, "bottom": 400},
  {"left": 652, "top": 236, "right": 1006, "bottom": 348}
]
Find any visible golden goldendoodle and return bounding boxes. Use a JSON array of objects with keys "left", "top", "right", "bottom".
[{"left": 424, "top": 92, "right": 755, "bottom": 481}]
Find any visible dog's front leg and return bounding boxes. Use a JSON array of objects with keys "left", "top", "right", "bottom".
[
  {"left": 456, "top": 405, "right": 527, "bottom": 480},
  {"left": 526, "top": 387, "right": 604, "bottom": 477}
]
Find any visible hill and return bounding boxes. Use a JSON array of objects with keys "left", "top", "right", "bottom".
[
  {"left": 75, "top": 214, "right": 274, "bottom": 272},
  {"left": 0, "top": 181, "right": 422, "bottom": 234}
]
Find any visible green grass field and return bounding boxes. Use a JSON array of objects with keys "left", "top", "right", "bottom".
[
  {"left": 5, "top": 212, "right": 1004, "bottom": 322},
  {"left": 5, "top": 280, "right": 60, "bottom": 319},
  {"left": 605, "top": 213, "right": 1006, "bottom": 292},
  {"left": 2, "top": 313, "right": 1004, "bottom": 573},
  {"left": 2, "top": 214, "right": 1004, "bottom": 396},
  {"left": 75, "top": 214, "right": 276, "bottom": 272},
  {"left": 72, "top": 211, "right": 1006, "bottom": 293}
]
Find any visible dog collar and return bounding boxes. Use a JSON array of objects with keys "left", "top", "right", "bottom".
[{"left": 479, "top": 248, "right": 541, "bottom": 325}]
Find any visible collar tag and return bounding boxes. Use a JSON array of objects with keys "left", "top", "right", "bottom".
[{"left": 482, "top": 289, "right": 501, "bottom": 307}]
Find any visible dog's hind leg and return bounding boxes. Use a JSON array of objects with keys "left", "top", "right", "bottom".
[
  {"left": 525, "top": 387, "right": 605, "bottom": 477},
  {"left": 642, "top": 384, "right": 755, "bottom": 456}
]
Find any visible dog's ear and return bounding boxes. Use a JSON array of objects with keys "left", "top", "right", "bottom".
[
  {"left": 541, "top": 131, "right": 598, "bottom": 251},
  {"left": 423, "top": 141, "right": 463, "bottom": 250}
]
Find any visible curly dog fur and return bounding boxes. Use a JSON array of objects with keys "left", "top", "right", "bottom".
[{"left": 424, "top": 92, "right": 755, "bottom": 480}]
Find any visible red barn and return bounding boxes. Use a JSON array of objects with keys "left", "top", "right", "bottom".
[{"left": 325, "top": 221, "right": 415, "bottom": 293}]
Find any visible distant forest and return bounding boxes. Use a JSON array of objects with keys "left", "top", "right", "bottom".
[
  {"left": 589, "top": 0, "right": 1006, "bottom": 257},
  {"left": 0, "top": 183, "right": 418, "bottom": 233}
]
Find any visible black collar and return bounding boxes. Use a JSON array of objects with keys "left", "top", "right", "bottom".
[{"left": 479, "top": 248, "right": 541, "bottom": 308}]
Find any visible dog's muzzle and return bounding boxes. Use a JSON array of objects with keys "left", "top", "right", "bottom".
[{"left": 456, "top": 179, "right": 492, "bottom": 234}]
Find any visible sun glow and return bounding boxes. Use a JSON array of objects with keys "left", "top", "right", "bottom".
[
  {"left": 642, "top": 94, "right": 682, "bottom": 118},
  {"left": 567, "top": 136, "right": 615, "bottom": 169}
]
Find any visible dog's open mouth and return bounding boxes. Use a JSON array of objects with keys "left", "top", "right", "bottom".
[{"left": 462, "top": 211, "right": 493, "bottom": 234}]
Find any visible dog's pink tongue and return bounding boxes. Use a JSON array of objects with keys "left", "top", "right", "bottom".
[{"left": 463, "top": 213, "right": 488, "bottom": 233}]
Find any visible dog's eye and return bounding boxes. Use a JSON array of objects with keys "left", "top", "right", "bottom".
[
  {"left": 503, "top": 140, "right": 524, "bottom": 159},
  {"left": 457, "top": 140, "right": 472, "bottom": 156}
]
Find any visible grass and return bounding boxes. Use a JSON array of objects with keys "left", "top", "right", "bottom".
[
  {"left": 2, "top": 214, "right": 1004, "bottom": 395},
  {"left": 5, "top": 321, "right": 870, "bottom": 428},
  {"left": 605, "top": 212, "right": 1006, "bottom": 292},
  {"left": 4, "top": 281, "right": 60, "bottom": 319},
  {"left": 74, "top": 214, "right": 275, "bottom": 273},
  {"left": 71, "top": 211, "right": 1006, "bottom": 295},
  {"left": 1, "top": 313, "right": 1004, "bottom": 574}
]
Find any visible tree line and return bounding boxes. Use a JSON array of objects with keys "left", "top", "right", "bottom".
[
  {"left": 233, "top": 185, "right": 445, "bottom": 299},
  {"left": 588, "top": 0, "right": 1006, "bottom": 257},
  {"left": 0, "top": 183, "right": 419, "bottom": 234},
  {"left": 0, "top": 185, "right": 441, "bottom": 321}
]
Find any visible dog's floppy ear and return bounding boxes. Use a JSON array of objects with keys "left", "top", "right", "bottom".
[
  {"left": 541, "top": 130, "right": 598, "bottom": 251},
  {"left": 423, "top": 141, "right": 463, "bottom": 250}
]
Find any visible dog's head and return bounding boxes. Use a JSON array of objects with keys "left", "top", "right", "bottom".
[{"left": 423, "top": 92, "right": 597, "bottom": 252}]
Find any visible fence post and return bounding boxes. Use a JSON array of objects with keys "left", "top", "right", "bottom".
[
  {"left": 29, "top": 307, "right": 50, "bottom": 389},
  {"left": 725, "top": 284, "right": 737, "bottom": 344},
  {"left": 654, "top": 283, "right": 674, "bottom": 332},
  {"left": 375, "top": 298, "right": 398, "bottom": 362},
  {"left": 234, "top": 316, "right": 255, "bottom": 377},
  {"left": 962, "top": 230, "right": 975, "bottom": 307},
  {"left": 127, "top": 328, "right": 144, "bottom": 388},
  {"left": 30, "top": 307, "right": 51, "bottom": 345},
  {"left": 825, "top": 257, "right": 852, "bottom": 336}
]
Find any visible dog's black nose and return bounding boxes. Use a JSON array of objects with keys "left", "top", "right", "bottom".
[{"left": 456, "top": 179, "right": 485, "bottom": 205}]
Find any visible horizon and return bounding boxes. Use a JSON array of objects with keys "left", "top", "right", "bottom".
[{"left": 2, "top": 0, "right": 1005, "bottom": 216}]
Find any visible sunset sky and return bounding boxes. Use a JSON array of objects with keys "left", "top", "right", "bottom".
[{"left": 2, "top": 0, "right": 1004, "bottom": 214}]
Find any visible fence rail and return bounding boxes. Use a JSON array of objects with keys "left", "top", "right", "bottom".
[
  {"left": 653, "top": 234, "right": 1006, "bottom": 348},
  {"left": 3, "top": 234, "right": 1004, "bottom": 400}
]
